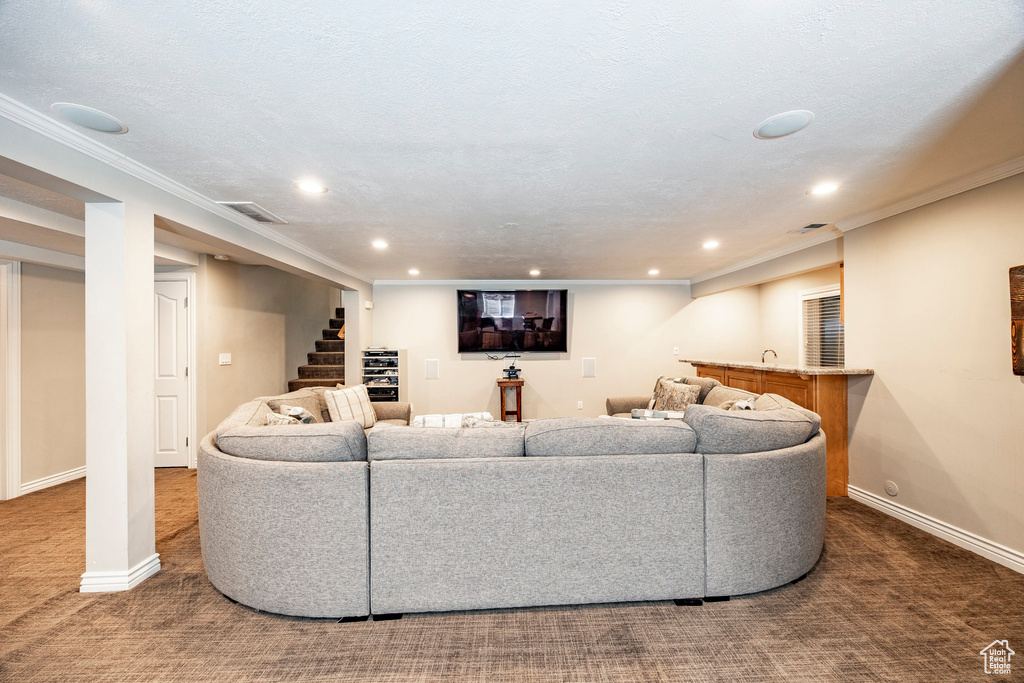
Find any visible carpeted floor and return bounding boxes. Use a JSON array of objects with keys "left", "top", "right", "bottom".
[{"left": 1, "top": 470, "right": 1022, "bottom": 682}]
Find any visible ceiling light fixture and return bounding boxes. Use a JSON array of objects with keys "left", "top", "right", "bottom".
[
  {"left": 807, "top": 182, "right": 839, "bottom": 195},
  {"left": 50, "top": 102, "right": 128, "bottom": 134},
  {"left": 294, "top": 179, "right": 328, "bottom": 194},
  {"left": 372, "top": 240, "right": 388, "bottom": 249},
  {"left": 212, "top": 254, "right": 230, "bottom": 261},
  {"left": 408, "top": 268, "right": 420, "bottom": 275},
  {"left": 648, "top": 269, "right": 660, "bottom": 276},
  {"left": 702, "top": 240, "right": 719, "bottom": 250},
  {"left": 529, "top": 269, "right": 540, "bottom": 276},
  {"left": 753, "top": 110, "right": 814, "bottom": 140}
]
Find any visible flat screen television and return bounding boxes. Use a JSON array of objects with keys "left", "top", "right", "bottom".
[{"left": 457, "top": 289, "right": 568, "bottom": 353}]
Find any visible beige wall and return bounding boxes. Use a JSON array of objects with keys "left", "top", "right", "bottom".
[
  {"left": 844, "top": 171, "right": 1024, "bottom": 557},
  {"left": 758, "top": 264, "right": 843, "bottom": 364},
  {"left": 201, "top": 258, "right": 339, "bottom": 430},
  {"left": 20, "top": 263, "right": 86, "bottom": 484},
  {"left": 371, "top": 283, "right": 761, "bottom": 418}
]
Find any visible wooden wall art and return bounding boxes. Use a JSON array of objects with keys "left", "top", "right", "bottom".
[{"left": 1012, "top": 265, "right": 1024, "bottom": 376}]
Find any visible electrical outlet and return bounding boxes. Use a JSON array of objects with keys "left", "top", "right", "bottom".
[
  {"left": 673, "top": 346, "right": 680, "bottom": 355},
  {"left": 218, "top": 353, "right": 231, "bottom": 366},
  {"left": 577, "top": 401, "right": 583, "bottom": 410}
]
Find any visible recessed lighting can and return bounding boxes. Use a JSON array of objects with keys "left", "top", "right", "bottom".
[
  {"left": 808, "top": 182, "right": 839, "bottom": 195},
  {"left": 295, "top": 179, "right": 328, "bottom": 194},
  {"left": 648, "top": 269, "right": 660, "bottom": 275},
  {"left": 529, "top": 269, "right": 540, "bottom": 276},
  {"left": 372, "top": 240, "right": 388, "bottom": 249},
  {"left": 408, "top": 268, "right": 420, "bottom": 275},
  {"left": 753, "top": 110, "right": 814, "bottom": 140},
  {"left": 51, "top": 102, "right": 128, "bottom": 134},
  {"left": 702, "top": 240, "right": 719, "bottom": 250},
  {"left": 213, "top": 254, "right": 230, "bottom": 261}
]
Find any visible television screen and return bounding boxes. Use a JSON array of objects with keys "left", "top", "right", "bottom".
[{"left": 457, "top": 290, "right": 568, "bottom": 353}]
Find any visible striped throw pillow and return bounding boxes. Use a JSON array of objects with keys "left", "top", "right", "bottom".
[{"left": 324, "top": 385, "right": 377, "bottom": 428}]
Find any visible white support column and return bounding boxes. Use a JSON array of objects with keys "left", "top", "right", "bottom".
[{"left": 81, "top": 202, "right": 160, "bottom": 592}]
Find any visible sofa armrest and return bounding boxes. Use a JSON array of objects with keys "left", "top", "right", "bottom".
[
  {"left": 373, "top": 401, "right": 411, "bottom": 424},
  {"left": 605, "top": 395, "right": 651, "bottom": 416}
]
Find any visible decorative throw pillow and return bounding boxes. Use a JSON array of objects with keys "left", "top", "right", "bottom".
[
  {"left": 647, "top": 376, "right": 683, "bottom": 409},
  {"left": 265, "top": 411, "right": 300, "bottom": 426},
  {"left": 651, "top": 379, "right": 702, "bottom": 411},
  {"left": 324, "top": 384, "right": 377, "bottom": 428},
  {"left": 720, "top": 398, "right": 757, "bottom": 411},
  {"left": 279, "top": 405, "right": 316, "bottom": 423},
  {"left": 266, "top": 392, "right": 324, "bottom": 423}
]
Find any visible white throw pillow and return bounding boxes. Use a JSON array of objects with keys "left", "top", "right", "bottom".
[{"left": 324, "top": 385, "right": 377, "bottom": 428}]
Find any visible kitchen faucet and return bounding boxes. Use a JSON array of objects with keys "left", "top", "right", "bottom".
[{"left": 761, "top": 349, "right": 778, "bottom": 363}]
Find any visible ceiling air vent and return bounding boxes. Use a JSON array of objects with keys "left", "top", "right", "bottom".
[
  {"left": 789, "top": 222, "right": 829, "bottom": 234},
  {"left": 217, "top": 201, "right": 288, "bottom": 225}
]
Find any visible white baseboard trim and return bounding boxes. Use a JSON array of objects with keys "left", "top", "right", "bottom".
[
  {"left": 80, "top": 553, "right": 161, "bottom": 593},
  {"left": 20, "top": 465, "right": 86, "bottom": 496},
  {"left": 848, "top": 486, "right": 1024, "bottom": 575}
]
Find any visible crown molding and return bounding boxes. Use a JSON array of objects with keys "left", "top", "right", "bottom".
[
  {"left": 372, "top": 279, "right": 691, "bottom": 287},
  {"left": 836, "top": 154, "right": 1024, "bottom": 233},
  {"left": 688, "top": 230, "right": 841, "bottom": 285},
  {"left": 0, "top": 94, "right": 372, "bottom": 284}
]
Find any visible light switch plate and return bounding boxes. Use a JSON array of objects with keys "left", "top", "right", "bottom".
[{"left": 219, "top": 353, "right": 231, "bottom": 366}]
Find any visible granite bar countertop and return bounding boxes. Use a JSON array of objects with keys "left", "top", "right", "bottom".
[{"left": 680, "top": 359, "right": 874, "bottom": 376}]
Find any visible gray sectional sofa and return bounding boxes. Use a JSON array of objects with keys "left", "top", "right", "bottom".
[{"left": 198, "top": 383, "right": 826, "bottom": 619}]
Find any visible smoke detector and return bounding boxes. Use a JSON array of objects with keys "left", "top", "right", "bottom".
[{"left": 217, "top": 202, "right": 288, "bottom": 225}]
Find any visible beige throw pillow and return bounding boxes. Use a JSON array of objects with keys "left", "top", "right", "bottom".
[
  {"left": 651, "top": 379, "right": 701, "bottom": 412},
  {"left": 324, "top": 384, "right": 377, "bottom": 428}
]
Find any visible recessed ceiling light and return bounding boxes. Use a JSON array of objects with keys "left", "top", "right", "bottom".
[
  {"left": 702, "top": 240, "right": 719, "bottom": 249},
  {"left": 212, "top": 254, "right": 230, "bottom": 261},
  {"left": 807, "top": 182, "right": 839, "bottom": 195},
  {"left": 529, "top": 269, "right": 540, "bottom": 276},
  {"left": 294, "top": 179, "right": 328, "bottom": 194},
  {"left": 408, "top": 268, "right": 420, "bottom": 275},
  {"left": 372, "top": 240, "right": 388, "bottom": 249},
  {"left": 753, "top": 110, "right": 814, "bottom": 140},
  {"left": 648, "top": 269, "right": 660, "bottom": 276},
  {"left": 50, "top": 102, "right": 128, "bottom": 134}
]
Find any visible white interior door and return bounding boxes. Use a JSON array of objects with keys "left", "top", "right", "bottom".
[{"left": 154, "top": 280, "right": 189, "bottom": 467}]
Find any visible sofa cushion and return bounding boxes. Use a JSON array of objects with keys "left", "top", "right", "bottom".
[
  {"left": 651, "top": 379, "right": 702, "bottom": 411},
  {"left": 325, "top": 385, "right": 376, "bottom": 428},
  {"left": 682, "top": 404, "right": 817, "bottom": 454},
  {"left": 525, "top": 417, "right": 697, "bottom": 456},
  {"left": 702, "top": 385, "right": 759, "bottom": 409},
  {"left": 309, "top": 385, "right": 345, "bottom": 422},
  {"left": 213, "top": 399, "right": 274, "bottom": 440},
  {"left": 754, "top": 393, "right": 822, "bottom": 434},
  {"left": 266, "top": 391, "right": 324, "bottom": 424},
  {"left": 217, "top": 420, "right": 368, "bottom": 462},
  {"left": 682, "top": 376, "right": 722, "bottom": 403},
  {"left": 367, "top": 422, "right": 526, "bottom": 461}
]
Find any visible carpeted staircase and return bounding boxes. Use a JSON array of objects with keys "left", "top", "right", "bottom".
[{"left": 287, "top": 307, "right": 345, "bottom": 392}]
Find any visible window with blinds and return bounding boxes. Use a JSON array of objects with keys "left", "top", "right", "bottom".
[{"left": 801, "top": 288, "right": 844, "bottom": 367}]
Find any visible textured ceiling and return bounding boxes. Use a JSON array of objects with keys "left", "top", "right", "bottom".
[{"left": 0, "top": 0, "right": 1022, "bottom": 281}]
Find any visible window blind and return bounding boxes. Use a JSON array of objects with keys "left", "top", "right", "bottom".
[{"left": 802, "top": 294, "right": 844, "bottom": 367}]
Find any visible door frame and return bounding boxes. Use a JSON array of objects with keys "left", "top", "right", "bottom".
[
  {"left": 0, "top": 259, "right": 20, "bottom": 499},
  {"left": 154, "top": 272, "right": 197, "bottom": 468}
]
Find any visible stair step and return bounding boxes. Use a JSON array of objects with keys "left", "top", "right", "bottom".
[
  {"left": 316, "top": 339, "right": 345, "bottom": 352},
  {"left": 308, "top": 351, "right": 345, "bottom": 365},
  {"left": 298, "top": 364, "right": 346, "bottom": 379},
  {"left": 323, "top": 328, "right": 346, "bottom": 340},
  {"left": 288, "top": 378, "right": 345, "bottom": 392},
  {"left": 335, "top": 307, "right": 344, "bottom": 319},
  {"left": 328, "top": 318, "right": 345, "bottom": 330}
]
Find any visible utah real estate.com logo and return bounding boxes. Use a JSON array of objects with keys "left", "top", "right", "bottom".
[{"left": 980, "top": 640, "right": 1014, "bottom": 675}]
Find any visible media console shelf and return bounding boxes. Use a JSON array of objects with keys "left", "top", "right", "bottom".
[
  {"left": 362, "top": 349, "right": 407, "bottom": 402},
  {"left": 682, "top": 359, "right": 873, "bottom": 497}
]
